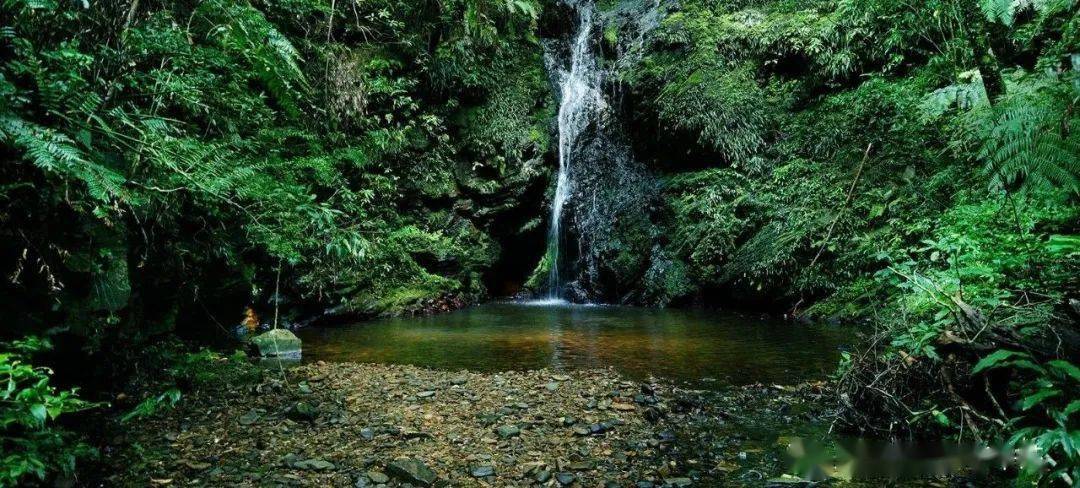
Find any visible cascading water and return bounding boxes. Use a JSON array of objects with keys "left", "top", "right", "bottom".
[
  {"left": 534, "top": 0, "right": 665, "bottom": 304},
  {"left": 544, "top": 3, "right": 604, "bottom": 300}
]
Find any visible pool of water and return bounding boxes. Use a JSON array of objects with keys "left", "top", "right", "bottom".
[{"left": 295, "top": 302, "right": 849, "bottom": 386}]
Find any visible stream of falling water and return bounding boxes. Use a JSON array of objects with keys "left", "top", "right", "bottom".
[{"left": 546, "top": 3, "right": 603, "bottom": 299}]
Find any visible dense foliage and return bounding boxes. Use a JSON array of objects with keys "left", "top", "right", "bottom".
[
  {"left": 1, "top": 0, "right": 550, "bottom": 482},
  {"left": 0, "top": 338, "right": 95, "bottom": 485},
  {"left": 1, "top": 0, "right": 550, "bottom": 339},
  {"left": 593, "top": 0, "right": 1079, "bottom": 482}
]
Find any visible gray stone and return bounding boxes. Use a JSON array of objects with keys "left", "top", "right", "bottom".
[
  {"left": 238, "top": 409, "right": 261, "bottom": 425},
  {"left": 535, "top": 470, "right": 552, "bottom": 483},
  {"left": 366, "top": 470, "right": 389, "bottom": 483},
  {"left": 250, "top": 329, "right": 301, "bottom": 358},
  {"left": 495, "top": 424, "right": 520, "bottom": 439},
  {"left": 568, "top": 461, "right": 593, "bottom": 471},
  {"left": 470, "top": 465, "right": 495, "bottom": 477},
  {"left": 667, "top": 478, "right": 692, "bottom": 487},
  {"left": 293, "top": 458, "right": 335, "bottom": 471},
  {"left": 765, "top": 475, "right": 812, "bottom": 487},
  {"left": 287, "top": 402, "right": 317, "bottom": 422},
  {"left": 387, "top": 458, "right": 437, "bottom": 487},
  {"left": 556, "top": 472, "right": 576, "bottom": 485}
]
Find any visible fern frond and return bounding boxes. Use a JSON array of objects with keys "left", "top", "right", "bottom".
[{"left": 973, "top": 74, "right": 1080, "bottom": 194}]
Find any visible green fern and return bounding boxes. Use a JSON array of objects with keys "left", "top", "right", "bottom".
[
  {"left": 0, "top": 114, "right": 126, "bottom": 202},
  {"left": 199, "top": 0, "right": 308, "bottom": 119},
  {"left": 980, "top": 0, "right": 1076, "bottom": 26},
  {"left": 974, "top": 76, "right": 1080, "bottom": 194}
]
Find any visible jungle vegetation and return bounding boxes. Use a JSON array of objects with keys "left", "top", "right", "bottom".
[{"left": 1, "top": 0, "right": 1078, "bottom": 485}]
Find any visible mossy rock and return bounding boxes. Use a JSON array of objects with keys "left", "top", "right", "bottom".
[{"left": 250, "top": 329, "right": 302, "bottom": 358}]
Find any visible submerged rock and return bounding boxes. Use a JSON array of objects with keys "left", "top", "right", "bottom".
[{"left": 250, "top": 329, "right": 302, "bottom": 358}]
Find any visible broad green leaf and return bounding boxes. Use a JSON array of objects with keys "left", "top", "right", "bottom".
[
  {"left": 972, "top": 349, "right": 1029, "bottom": 374},
  {"left": 29, "top": 403, "right": 47, "bottom": 425},
  {"left": 1047, "top": 360, "right": 1080, "bottom": 382},
  {"left": 1019, "top": 389, "right": 1060, "bottom": 411},
  {"left": 932, "top": 409, "right": 951, "bottom": 427}
]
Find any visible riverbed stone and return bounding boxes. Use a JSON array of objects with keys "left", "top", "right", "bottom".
[
  {"left": 237, "top": 409, "right": 261, "bottom": 425},
  {"left": 495, "top": 424, "right": 520, "bottom": 438},
  {"left": 293, "top": 458, "right": 335, "bottom": 471},
  {"left": 470, "top": 465, "right": 495, "bottom": 477},
  {"left": 286, "top": 401, "right": 317, "bottom": 421},
  {"left": 250, "top": 329, "right": 301, "bottom": 358},
  {"left": 110, "top": 361, "right": 840, "bottom": 487},
  {"left": 387, "top": 458, "right": 437, "bottom": 486},
  {"left": 366, "top": 470, "right": 389, "bottom": 483}
]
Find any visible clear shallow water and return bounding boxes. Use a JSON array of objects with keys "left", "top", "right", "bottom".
[{"left": 296, "top": 303, "right": 849, "bottom": 387}]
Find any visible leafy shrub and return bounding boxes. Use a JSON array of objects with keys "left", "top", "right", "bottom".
[
  {"left": 0, "top": 338, "right": 97, "bottom": 486},
  {"left": 972, "top": 351, "right": 1079, "bottom": 485}
]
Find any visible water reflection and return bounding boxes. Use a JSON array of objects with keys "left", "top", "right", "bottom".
[{"left": 296, "top": 303, "right": 848, "bottom": 387}]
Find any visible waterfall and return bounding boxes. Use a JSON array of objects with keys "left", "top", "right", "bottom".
[
  {"left": 533, "top": 0, "right": 662, "bottom": 304},
  {"left": 544, "top": 4, "right": 604, "bottom": 300}
]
